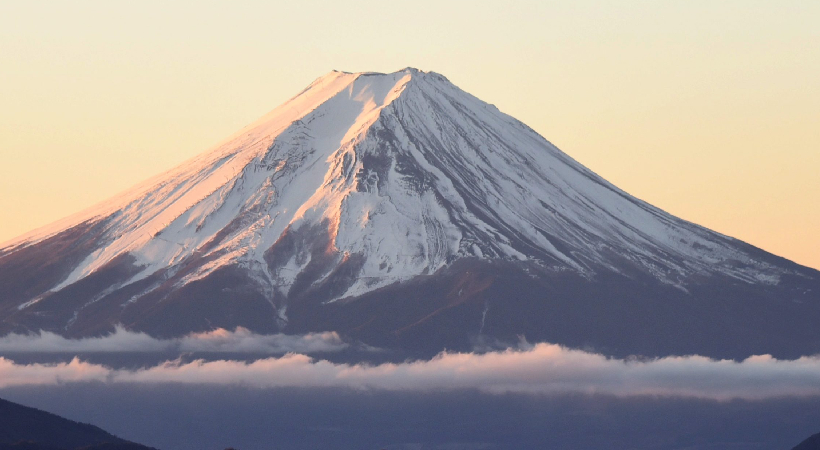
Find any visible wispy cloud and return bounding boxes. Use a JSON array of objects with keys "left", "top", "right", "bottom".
[
  {"left": 0, "top": 326, "right": 349, "bottom": 354},
  {"left": 2, "top": 343, "right": 819, "bottom": 400}
]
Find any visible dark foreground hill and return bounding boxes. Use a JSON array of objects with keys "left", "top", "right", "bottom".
[
  {"left": 0, "top": 397, "right": 154, "bottom": 450},
  {"left": 793, "top": 432, "right": 820, "bottom": 450}
]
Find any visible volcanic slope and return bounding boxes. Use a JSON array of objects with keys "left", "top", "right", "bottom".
[{"left": 1, "top": 68, "right": 818, "bottom": 359}]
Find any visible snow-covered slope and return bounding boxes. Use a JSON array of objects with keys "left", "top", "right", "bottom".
[
  {"left": 1, "top": 68, "right": 788, "bottom": 295},
  {"left": 1, "top": 68, "right": 818, "bottom": 358}
]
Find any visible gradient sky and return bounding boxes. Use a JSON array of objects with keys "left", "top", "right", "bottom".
[{"left": 1, "top": 1, "right": 818, "bottom": 269}]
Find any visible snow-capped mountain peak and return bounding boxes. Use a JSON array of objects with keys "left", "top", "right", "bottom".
[
  {"left": 4, "top": 68, "right": 789, "bottom": 302},
  {"left": 2, "top": 68, "right": 816, "bottom": 356}
]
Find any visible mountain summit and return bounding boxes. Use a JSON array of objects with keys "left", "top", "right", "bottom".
[{"left": 2, "top": 68, "right": 818, "bottom": 358}]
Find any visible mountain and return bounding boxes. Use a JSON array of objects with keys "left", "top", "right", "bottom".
[
  {"left": 0, "top": 397, "right": 154, "bottom": 450},
  {"left": 1, "top": 68, "right": 818, "bottom": 359}
]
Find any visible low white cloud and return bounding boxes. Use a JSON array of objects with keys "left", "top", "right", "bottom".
[
  {"left": 0, "top": 326, "right": 349, "bottom": 354},
  {"left": 2, "top": 343, "right": 820, "bottom": 400},
  {"left": 0, "top": 358, "right": 111, "bottom": 387}
]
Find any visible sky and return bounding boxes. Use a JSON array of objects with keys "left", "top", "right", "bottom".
[{"left": 1, "top": 1, "right": 818, "bottom": 269}]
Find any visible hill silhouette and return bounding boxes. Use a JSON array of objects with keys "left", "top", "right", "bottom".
[{"left": 0, "top": 397, "right": 154, "bottom": 450}]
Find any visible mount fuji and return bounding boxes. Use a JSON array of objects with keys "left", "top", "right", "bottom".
[{"left": 1, "top": 68, "right": 818, "bottom": 359}]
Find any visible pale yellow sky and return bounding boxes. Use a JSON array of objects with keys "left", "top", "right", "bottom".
[{"left": 1, "top": 1, "right": 818, "bottom": 269}]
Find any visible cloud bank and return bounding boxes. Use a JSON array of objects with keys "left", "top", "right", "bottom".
[
  {"left": 0, "top": 326, "right": 349, "bottom": 354},
  {"left": 2, "top": 343, "right": 820, "bottom": 400}
]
